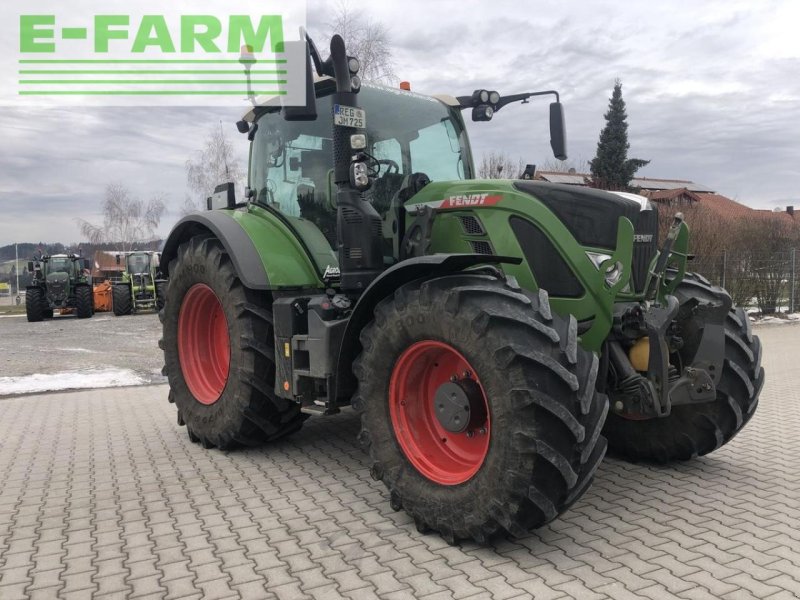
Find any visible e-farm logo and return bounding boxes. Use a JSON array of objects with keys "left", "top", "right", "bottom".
[{"left": 7, "top": 1, "right": 307, "bottom": 107}]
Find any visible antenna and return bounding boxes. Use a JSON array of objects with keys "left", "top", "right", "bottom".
[{"left": 220, "top": 120, "right": 231, "bottom": 180}]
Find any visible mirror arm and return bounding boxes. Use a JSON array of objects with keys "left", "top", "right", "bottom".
[
  {"left": 456, "top": 90, "right": 560, "bottom": 112},
  {"left": 495, "top": 90, "right": 559, "bottom": 112}
]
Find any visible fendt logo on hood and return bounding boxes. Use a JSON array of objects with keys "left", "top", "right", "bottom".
[{"left": 439, "top": 193, "right": 503, "bottom": 209}]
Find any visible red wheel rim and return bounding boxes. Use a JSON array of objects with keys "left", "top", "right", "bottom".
[
  {"left": 389, "top": 340, "right": 491, "bottom": 485},
  {"left": 178, "top": 284, "right": 230, "bottom": 405}
]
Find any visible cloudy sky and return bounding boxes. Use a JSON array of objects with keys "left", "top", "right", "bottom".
[{"left": 1, "top": 0, "right": 798, "bottom": 244}]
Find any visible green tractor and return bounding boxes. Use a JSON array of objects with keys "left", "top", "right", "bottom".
[
  {"left": 112, "top": 251, "right": 167, "bottom": 316},
  {"left": 25, "top": 253, "right": 94, "bottom": 321},
  {"left": 159, "top": 35, "right": 764, "bottom": 542}
]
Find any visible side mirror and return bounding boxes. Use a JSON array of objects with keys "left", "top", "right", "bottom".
[
  {"left": 282, "top": 39, "right": 318, "bottom": 122},
  {"left": 520, "top": 164, "right": 536, "bottom": 180},
  {"left": 27, "top": 261, "right": 34, "bottom": 272},
  {"left": 549, "top": 102, "right": 568, "bottom": 160},
  {"left": 82, "top": 258, "right": 91, "bottom": 271},
  {"left": 207, "top": 182, "right": 236, "bottom": 210}
]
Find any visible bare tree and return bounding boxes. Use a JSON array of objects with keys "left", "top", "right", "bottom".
[
  {"left": 77, "top": 184, "right": 165, "bottom": 252},
  {"left": 185, "top": 122, "right": 245, "bottom": 214},
  {"left": 325, "top": 1, "right": 396, "bottom": 83},
  {"left": 538, "top": 156, "right": 589, "bottom": 174},
  {"left": 477, "top": 152, "right": 524, "bottom": 179}
]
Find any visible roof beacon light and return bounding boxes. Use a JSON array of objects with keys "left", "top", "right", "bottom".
[{"left": 400, "top": 81, "right": 411, "bottom": 91}]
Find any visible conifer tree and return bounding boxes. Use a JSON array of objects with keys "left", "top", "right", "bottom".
[{"left": 589, "top": 80, "right": 649, "bottom": 190}]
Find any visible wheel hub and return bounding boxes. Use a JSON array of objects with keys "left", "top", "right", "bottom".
[
  {"left": 434, "top": 379, "right": 485, "bottom": 433},
  {"left": 177, "top": 283, "right": 230, "bottom": 405},
  {"left": 389, "top": 340, "right": 491, "bottom": 486}
]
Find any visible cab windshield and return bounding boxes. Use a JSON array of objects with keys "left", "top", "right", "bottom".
[
  {"left": 48, "top": 257, "right": 71, "bottom": 274},
  {"left": 127, "top": 254, "right": 151, "bottom": 275},
  {"left": 249, "top": 84, "right": 471, "bottom": 246}
]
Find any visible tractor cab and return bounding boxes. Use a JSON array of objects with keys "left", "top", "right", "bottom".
[
  {"left": 245, "top": 82, "right": 473, "bottom": 268},
  {"left": 127, "top": 252, "right": 152, "bottom": 275}
]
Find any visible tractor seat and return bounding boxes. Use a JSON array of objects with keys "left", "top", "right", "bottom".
[{"left": 369, "top": 172, "right": 406, "bottom": 214}]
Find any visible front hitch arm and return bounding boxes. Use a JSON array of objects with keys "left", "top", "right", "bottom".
[{"left": 643, "top": 295, "right": 679, "bottom": 416}]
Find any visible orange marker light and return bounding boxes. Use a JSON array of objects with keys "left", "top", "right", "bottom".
[
  {"left": 283, "top": 381, "right": 290, "bottom": 391},
  {"left": 399, "top": 81, "right": 411, "bottom": 91}
]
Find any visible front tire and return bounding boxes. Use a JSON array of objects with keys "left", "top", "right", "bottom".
[
  {"left": 160, "top": 235, "right": 306, "bottom": 449},
  {"left": 604, "top": 272, "right": 764, "bottom": 462},
  {"left": 75, "top": 285, "right": 93, "bottom": 318},
  {"left": 354, "top": 274, "right": 608, "bottom": 543},
  {"left": 26, "top": 288, "right": 44, "bottom": 322},
  {"left": 112, "top": 283, "right": 132, "bottom": 316}
]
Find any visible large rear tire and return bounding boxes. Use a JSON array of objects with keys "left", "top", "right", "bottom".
[
  {"left": 354, "top": 274, "right": 608, "bottom": 543},
  {"left": 160, "top": 235, "right": 306, "bottom": 449},
  {"left": 26, "top": 288, "right": 44, "bottom": 322},
  {"left": 604, "top": 272, "right": 764, "bottom": 462},
  {"left": 155, "top": 280, "right": 167, "bottom": 311},
  {"left": 75, "top": 285, "right": 93, "bottom": 318},
  {"left": 112, "top": 283, "right": 132, "bottom": 316}
]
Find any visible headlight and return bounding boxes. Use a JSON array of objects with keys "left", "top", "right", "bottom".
[
  {"left": 586, "top": 252, "right": 623, "bottom": 286},
  {"left": 604, "top": 261, "right": 623, "bottom": 286},
  {"left": 488, "top": 90, "right": 500, "bottom": 104},
  {"left": 586, "top": 252, "right": 612, "bottom": 270}
]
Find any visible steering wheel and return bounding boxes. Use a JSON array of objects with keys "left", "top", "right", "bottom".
[{"left": 375, "top": 158, "right": 400, "bottom": 174}]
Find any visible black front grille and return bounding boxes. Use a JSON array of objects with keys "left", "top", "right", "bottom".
[
  {"left": 631, "top": 208, "right": 658, "bottom": 293},
  {"left": 459, "top": 215, "right": 485, "bottom": 235},
  {"left": 470, "top": 240, "right": 494, "bottom": 255}
]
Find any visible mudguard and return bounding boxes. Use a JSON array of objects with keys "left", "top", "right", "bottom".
[
  {"left": 334, "top": 253, "right": 522, "bottom": 398},
  {"left": 161, "top": 208, "right": 325, "bottom": 290}
]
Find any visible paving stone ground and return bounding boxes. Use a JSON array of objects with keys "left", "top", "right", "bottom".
[{"left": 0, "top": 324, "right": 798, "bottom": 600}]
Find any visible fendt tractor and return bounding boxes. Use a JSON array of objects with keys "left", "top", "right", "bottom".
[
  {"left": 159, "top": 34, "right": 764, "bottom": 543},
  {"left": 26, "top": 253, "right": 94, "bottom": 321},
  {"left": 112, "top": 251, "right": 167, "bottom": 316}
]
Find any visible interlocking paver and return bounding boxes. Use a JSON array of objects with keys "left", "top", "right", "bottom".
[{"left": 0, "top": 324, "right": 799, "bottom": 599}]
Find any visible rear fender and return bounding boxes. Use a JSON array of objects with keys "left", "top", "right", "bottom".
[
  {"left": 334, "top": 254, "right": 522, "bottom": 399},
  {"left": 161, "top": 208, "right": 325, "bottom": 290}
]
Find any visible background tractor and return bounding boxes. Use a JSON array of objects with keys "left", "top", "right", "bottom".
[
  {"left": 25, "top": 253, "right": 94, "bottom": 321},
  {"left": 112, "top": 251, "right": 167, "bottom": 316},
  {"left": 159, "top": 34, "right": 764, "bottom": 543}
]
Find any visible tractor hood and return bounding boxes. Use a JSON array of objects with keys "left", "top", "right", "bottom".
[
  {"left": 406, "top": 180, "right": 652, "bottom": 251},
  {"left": 404, "top": 179, "right": 658, "bottom": 297},
  {"left": 46, "top": 271, "right": 69, "bottom": 284}
]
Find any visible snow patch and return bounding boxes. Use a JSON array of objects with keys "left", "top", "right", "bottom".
[
  {"left": 752, "top": 313, "right": 800, "bottom": 325},
  {"left": 0, "top": 368, "right": 147, "bottom": 396},
  {"left": 53, "top": 347, "right": 96, "bottom": 354}
]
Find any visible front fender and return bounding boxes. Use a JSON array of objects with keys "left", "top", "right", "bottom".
[{"left": 334, "top": 253, "right": 521, "bottom": 398}]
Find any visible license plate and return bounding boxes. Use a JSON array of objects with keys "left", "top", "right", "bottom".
[{"left": 333, "top": 104, "right": 366, "bottom": 128}]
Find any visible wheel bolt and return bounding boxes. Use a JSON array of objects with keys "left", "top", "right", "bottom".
[
  {"left": 450, "top": 375, "right": 458, "bottom": 382},
  {"left": 466, "top": 430, "right": 474, "bottom": 438},
  {"left": 463, "top": 370, "right": 471, "bottom": 378},
  {"left": 614, "top": 400, "right": 624, "bottom": 411},
  {"left": 479, "top": 427, "right": 486, "bottom": 435}
]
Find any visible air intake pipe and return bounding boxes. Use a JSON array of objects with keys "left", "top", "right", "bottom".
[{"left": 329, "top": 35, "right": 383, "bottom": 293}]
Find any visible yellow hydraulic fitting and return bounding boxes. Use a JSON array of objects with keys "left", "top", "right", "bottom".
[{"left": 629, "top": 337, "right": 650, "bottom": 372}]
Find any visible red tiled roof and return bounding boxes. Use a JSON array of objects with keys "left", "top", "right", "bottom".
[
  {"left": 697, "top": 194, "right": 798, "bottom": 226},
  {"left": 647, "top": 188, "right": 701, "bottom": 203},
  {"left": 92, "top": 251, "right": 124, "bottom": 274}
]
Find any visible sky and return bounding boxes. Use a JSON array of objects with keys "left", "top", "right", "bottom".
[{"left": 1, "top": 0, "right": 798, "bottom": 244}]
